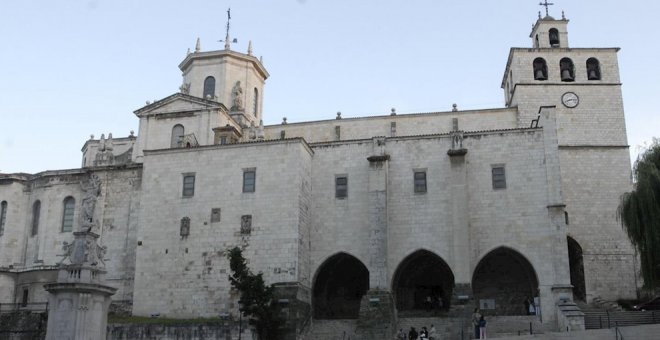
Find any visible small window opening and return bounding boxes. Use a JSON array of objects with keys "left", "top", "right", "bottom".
[
  {"left": 492, "top": 166, "right": 507, "bottom": 189},
  {"left": 565, "top": 211, "right": 570, "bottom": 225},
  {"left": 243, "top": 169, "right": 256, "bottom": 193},
  {"left": 171, "top": 124, "right": 184, "bottom": 148},
  {"left": 549, "top": 28, "right": 560, "bottom": 47},
  {"left": 22, "top": 289, "right": 28, "bottom": 307},
  {"left": 182, "top": 174, "right": 195, "bottom": 197},
  {"left": 414, "top": 171, "right": 427, "bottom": 193},
  {"left": 560, "top": 58, "right": 575, "bottom": 82},
  {"left": 61, "top": 197, "right": 75, "bottom": 232},
  {"left": 0, "top": 201, "right": 7, "bottom": 236},
  {"left": 533, "top": 58, "right": 548, "bottom": 80},
  {"left": 586, "top": 58, "right": 601, "bottom": 80},
  {"left": 335, "top": 176, "right": 348, "bottom": 198},
  {"left": 203, "top": 76, "right": 216, "bottom": 99},
  {"left": 31, "top": 201, "right": 41, "bottom": 237}
]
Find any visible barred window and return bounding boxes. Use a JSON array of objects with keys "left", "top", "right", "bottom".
[
  {"left": 61, "top": 197, "right": 75, "bottom": 232},
  {"left": 243, "top": 169, "right": 256, "bottom": 193},
  {"left": 492, "top": 166, "right": 506, "bottom": 189},
  {"left": 335, "top": 176, "right": 348, "bottom": 198},
  {"left": 182, "top": 174, "right": 195, "bottom": 197},
  {"left": 414, "top": 171, "right": 427, "bottom": 193}
]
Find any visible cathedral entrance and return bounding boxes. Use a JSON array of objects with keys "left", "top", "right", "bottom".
[
  {"left": 567, "top": 237, "right": 586, "bottom": 301},
  {"left": 312, "top": 253, "right": 369, "bottom": 319},
  {"left": 472, "top": 247, "right": 538, "bottom": 315},
  {"left": 392, "top": 250, "right": 455, "bottom": 312}
]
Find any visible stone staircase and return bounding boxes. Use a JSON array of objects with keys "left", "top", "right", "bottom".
[
  {"left": 397, "top": 316, "right": 464, "bottom": 340},
  {"left": 578, "top": 298, "right": 660, "bottom": 330},
  {"left": 304, "top": 319, "right": 358, "bottom": 340}
]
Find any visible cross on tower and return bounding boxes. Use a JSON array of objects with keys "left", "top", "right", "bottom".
[{"left": 539, "top": 1, "right": 554, "bottom": 17}]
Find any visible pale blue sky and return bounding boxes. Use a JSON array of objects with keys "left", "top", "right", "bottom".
[{"left": 1, "top": 1, "right": 657, "bottom": 173}]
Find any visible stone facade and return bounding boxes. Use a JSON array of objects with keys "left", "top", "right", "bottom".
[{"left": 0, "top": 12, "right": 636, "bottom": 336}]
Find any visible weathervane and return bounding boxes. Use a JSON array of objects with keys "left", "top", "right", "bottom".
[
  {"left": 539, "top": 1, "right": 554, "bottom": 17},
  {"left": 219, "top": 8, "right": 238, "bottom": 49}
]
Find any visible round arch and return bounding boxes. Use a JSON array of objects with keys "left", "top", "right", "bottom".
[
  {"left": 472, "top": 247, "right": 539, "bottom": 315},
  {"left": 312, "top": 252, "right": 369, "bottom": 319},
  {"left": 392, "top": 249, "right": 455, "bottom": 312},
  {"left": 567, "top": 236, "right": 586, "bottom": 301}
]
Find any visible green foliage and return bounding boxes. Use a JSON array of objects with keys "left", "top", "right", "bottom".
[
  {"left": 227, "top": 246, "right": 282, "bottom": 340},
  {"left": 618, "top": 141, "right": 660, "bottom": 289}
]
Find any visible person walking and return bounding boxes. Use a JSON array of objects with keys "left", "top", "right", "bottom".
[
  {"left": 408, "top": 326, "right": 418, "bottom": 340},
  {"left": 396, "top": 328, "right": 407, "bottom": 340},
  {"left": 479, "top": 315, "right": 487, "bottom": 339},
  {"left": 420, "top": 326, "right": 429, "bottom": 339},
  {"left": 471, "top": 308, "right": 482, "bottom": 339},
  {"left": 428, "top": 324, "right": 437, "bottom": 340}
]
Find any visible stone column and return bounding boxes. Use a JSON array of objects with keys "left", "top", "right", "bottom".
[
  {"left": 447, "top": 131, "right": 471, "bottom": 306},
  {"left": 44, "top": 231, "right": 117, "bottom": 340},
  {"left": 356, "top": 137, "right": 395, "bottom": 339}
]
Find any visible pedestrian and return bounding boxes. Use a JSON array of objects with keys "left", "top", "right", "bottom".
[
  {"left": 429, "top": 324, "right": 437, "bottom": 340},
  {"left": 420, "top": 326, "right": 429, "bottom": 339},
  {"left": 479, "top": 315, "right": 487, "bottom": 339},
  {"left": 426, "top": 295, "right": 433, "bottom": 312},
  {"left": 524, "top": 297, "right": 531, "bottom": 315},
  {"left": 409, "top": 326, "right": 418, "bottom": 340},
  {"left": 396, "top": 328, "right": 407, "bottom": 340},
  {"left": 528, "top": 298, "right": 536, "bottom": 315},
  {"left": 471, "top": 308, "right": 481, "bottom": 339}
]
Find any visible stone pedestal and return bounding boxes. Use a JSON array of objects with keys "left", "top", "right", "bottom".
[{"left": 44, "top": 231, "right": 117, "bottom": 340}]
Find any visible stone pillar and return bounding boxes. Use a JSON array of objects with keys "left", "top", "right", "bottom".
[
  {"left": 356, "top": 137, "right": 395, "bottom": 339},
  {"left": 448, "top": 130, "right": 470, "bottom": 306},
  {"left": 44, "top": 231, "right": 117, "bottom": 340}
]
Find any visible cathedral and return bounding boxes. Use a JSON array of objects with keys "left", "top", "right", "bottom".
[{"left": 0, "top": 8, "right": 637, "bottom": 338}]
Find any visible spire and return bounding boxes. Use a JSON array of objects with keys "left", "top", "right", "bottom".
[
  {"left": 247, "top": 40, "right": 253, "bottom": 56},
  {"left": 195, "top": 38, "right": 201, "bottom": 53},
  {"left": 224, "top": 8, "right": 232, "bottom": 50}
]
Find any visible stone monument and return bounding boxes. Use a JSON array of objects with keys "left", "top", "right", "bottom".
[{"left": 44, "top": 173, "right": 116, "bottom": 340}]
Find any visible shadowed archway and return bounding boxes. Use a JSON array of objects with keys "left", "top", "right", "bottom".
[
  {"left": 567, "top": 237, "right": 586, "bottom": 301},
  {"left": 312, "top": 253, "right": 369, "bottom": 319},
  {"left": 392, "top": 249, "right": 455, "bottom": 312},
  {"left": 472, "top": 247, "right": 539, "bottom": 315}
]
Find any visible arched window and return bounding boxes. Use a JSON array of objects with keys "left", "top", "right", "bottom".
[
  {"left": 203, "top": 76, "right": 215, "bottom": 99},
  {"left": 560, "top": 58, "right": 575, "bottom": 82},
  {"left": 533, "top": 58, "right": 548, "bottom": 80},
  {"left": 31, "top": 200, "right": 41, "bottom": 237},
  {"left": 549, "top": 28, "right": 560, "bottom": 47},
  {"left": 252, "top": 88, "right": 259, "bottom": 116},
  {"left": 171, "top": 124, "right": 184, "bottom": 148},
  {"left": 61, "top": 197, "right": 75, "bottom": 232},
  {"left": 586, "top": 58, "right": 601, "bottom": 80},
  {"left": 0, "top": 201, "right": 7, "bottom": 236}
]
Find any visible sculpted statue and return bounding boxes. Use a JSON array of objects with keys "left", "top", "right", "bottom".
[
  {"left": 179, "top": 82, "right": 190, "bottom": 94},
  {"left": 80, "top": 174, "right": 102, "bottom": 230},
  {"left": 232, "top": 81, "right": 244, "bottom": 110}
]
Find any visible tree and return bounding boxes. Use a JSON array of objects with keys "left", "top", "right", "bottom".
[
  {"left": 618, "top": 140, "right": 660, "bottom": 290},
  {"left": 227, "top": 246, "right": 282, "bottom": 340}
]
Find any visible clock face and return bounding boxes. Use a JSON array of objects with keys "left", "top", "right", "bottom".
[{"left": 562, "top": 92, "right": 579, "bottom": 108}]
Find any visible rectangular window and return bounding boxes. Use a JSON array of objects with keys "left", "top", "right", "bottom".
[
  {"left": 243, "top": 169, "right": 256, "bottom": 193},
  {"left": 219, "top": 136, "right": 227, "bottom": 145},
  {"left": 335, "top": 176, "right": 348, "bottom": 198},
  {"left": 492, "top": 166, "right": 506, "bottom": 189},
  {"left": 335, "top": 126, "right": 341, "bottom": 141},
  {"left": 31, "top": 201, "right": 40, "bottom": 237},
  {"left": 182, "top": 174, "right": 195, "bottom": 197},
  {"left": 21, "top": 288, "right": 28, "bottom": 307},
  {"left": 0, "top": 201, "right": 6, "bottom": 236},
  {"left": 414, "top": 171, "right": 427, "bottom": 193},
  {"left": 211, "top": 208, "right": 221, "bottom": 223},
  {"left": 61, "top": 198, "right": 75, "bottom": 232}
]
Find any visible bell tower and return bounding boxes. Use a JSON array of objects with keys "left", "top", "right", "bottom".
[
  {"left": 501, "top": 6, "right": 635, "bottom": 303},
  {"left": 178, "top": 10, "right": 268, "bottom": 127}
]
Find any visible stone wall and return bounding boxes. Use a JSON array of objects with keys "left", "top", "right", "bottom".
[{"left": 133, "top": 139, "right": 313, "bottom": 317}]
